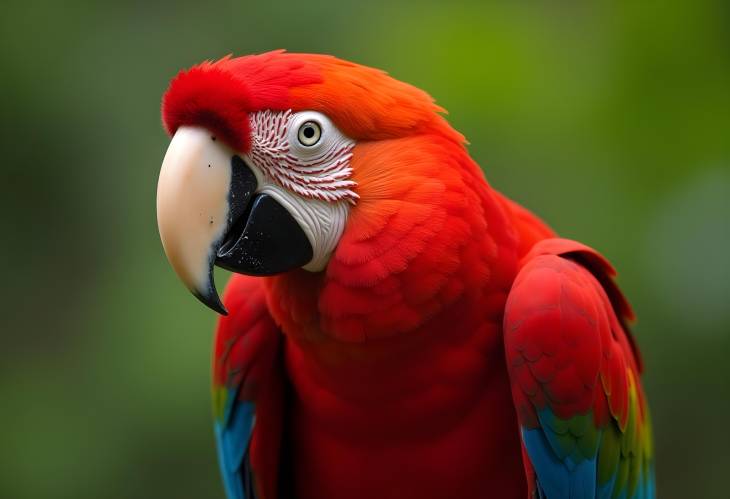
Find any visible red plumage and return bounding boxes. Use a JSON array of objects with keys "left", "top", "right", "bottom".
[
  {"left": 213, "top": 278, "right": 284, "bottom": 499},
  {"left": 162, "top": 52, "right": 322, "bottom": 152},
  {"left": 163, "top": 51, "right": 653, "bottom": 499},
  {"left": 503, "top": 240, "right": 652, "bottom": 496}
]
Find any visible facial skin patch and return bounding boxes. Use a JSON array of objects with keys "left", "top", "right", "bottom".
[
  {"left": 248, "top": 110, "right": 358, "bottom": 204},
  {"left": 245, "top": 110, "right": 358, "bottom": 271}
]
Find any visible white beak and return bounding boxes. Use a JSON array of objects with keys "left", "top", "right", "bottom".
[{"left": 156, "top": 126, "right": 235, "bottom": 314}]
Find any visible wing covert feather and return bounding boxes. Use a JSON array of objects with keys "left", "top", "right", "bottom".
[
  {"left": 213, "top": 275, "right": 284, "bottom": 499},
  {"left": 504, "top": 239, "right": 654, "bottom": 499}
]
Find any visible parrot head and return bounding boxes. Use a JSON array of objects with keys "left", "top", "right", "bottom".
[{"left": 157, "top": 51, "right": 465, "bottom": 315}]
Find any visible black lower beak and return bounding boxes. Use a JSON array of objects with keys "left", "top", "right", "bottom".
[
  {"left": 196, "top": 155, "right": 313, "bottom": 313},
  {"left": 216, "top": 192, "right": 313, "bottom": 275}
]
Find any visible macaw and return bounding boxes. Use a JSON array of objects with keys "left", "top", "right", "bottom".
[{"left": 156, "top": 51, "right": 654, "bottom": 499}]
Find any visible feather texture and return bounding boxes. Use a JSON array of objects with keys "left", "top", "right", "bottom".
[
  {"left": 212, "top": 276, "right": 285, "bottom": 499},
  {"left": 158, "top": 51, "right": 655, "bottom": 499},
  {"left": 504, "top": 239, "right": 654, "bottom": 498}
]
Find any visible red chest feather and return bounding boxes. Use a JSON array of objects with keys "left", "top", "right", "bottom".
[
  {"left": 282, "top": 299, "right": 526, "bottom": 499},
  {"left": 254, "top": 134, "right": 538, "bottom": 499}
]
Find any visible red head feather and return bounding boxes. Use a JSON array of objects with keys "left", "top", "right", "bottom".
[
  {"left": 162, "top": 51, "right": 464, "bottom": 152},
  {"left": 162, "top": 51, "right": 514, "bottom": 343}
]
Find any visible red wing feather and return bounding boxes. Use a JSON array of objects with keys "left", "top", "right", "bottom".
[
  {"left": 504, "top": 238, "right": 654, "bottom": 498},
  {"left": 213, "top": 275, "right": 285, "bottom": 499}
]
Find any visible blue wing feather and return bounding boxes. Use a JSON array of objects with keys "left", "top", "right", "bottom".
[
  {"left": 522, "top": 426, "right": 598, "bottom": 499},
  {"left": 215, "top": 392, "right": 256, "bottom": 499}
]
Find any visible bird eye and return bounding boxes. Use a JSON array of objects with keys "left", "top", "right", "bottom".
[{"left": 297, "top": 121, "right": 321, "bottom": 146}]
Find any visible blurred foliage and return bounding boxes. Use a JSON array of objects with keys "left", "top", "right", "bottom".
[{"left": 0, "top": 0, "right": 728, "bottom": 498}]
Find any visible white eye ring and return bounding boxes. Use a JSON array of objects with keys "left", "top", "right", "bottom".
[{"left": 297, "top": 120, "right": 322, "bottom": 146}]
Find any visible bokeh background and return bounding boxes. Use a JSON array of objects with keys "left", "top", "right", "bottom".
[{"left": 1, "top": 0, "right": 728, "bottom": 497}]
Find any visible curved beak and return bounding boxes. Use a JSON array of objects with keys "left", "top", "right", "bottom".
[
  {"left": 156, "top": 126, "right": 313, "bottom": 315},
  {"left": 156, "top": 127, "right": 250, "bottom": 314}
]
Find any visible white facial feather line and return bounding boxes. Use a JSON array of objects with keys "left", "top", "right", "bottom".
[
  {"left": 249, "top": 110, "right": 359, "bottom": 204},
  {"left": 245, "top": 110, "right": 357, "bottom": 272}
]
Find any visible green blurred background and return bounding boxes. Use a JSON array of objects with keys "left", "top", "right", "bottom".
[{"left": 1, "top": 0, "right": 728, "bottom": 497}]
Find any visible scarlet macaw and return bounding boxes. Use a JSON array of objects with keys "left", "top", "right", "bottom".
[{"left": 156, "top": 51, "right": 654, "bottom": 499}]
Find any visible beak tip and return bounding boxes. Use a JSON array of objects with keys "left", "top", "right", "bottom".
[
  {"left": 193, "top": 289, "right": 228, "bottom": 316},
  {"left": 210, "top": 301, "right": 229, "bottom": 316}
]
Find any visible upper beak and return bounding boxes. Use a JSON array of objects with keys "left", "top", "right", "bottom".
[
  {"left": 156, "top": 126, "right": 313, "bottom": 314},
  {"left": 156, "top": 127, "right": 252, "bottom": 314}
]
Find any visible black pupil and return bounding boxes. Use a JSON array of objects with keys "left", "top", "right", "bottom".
[{"left": 303, "top": 125, "right": 315, "bottom": 139}]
